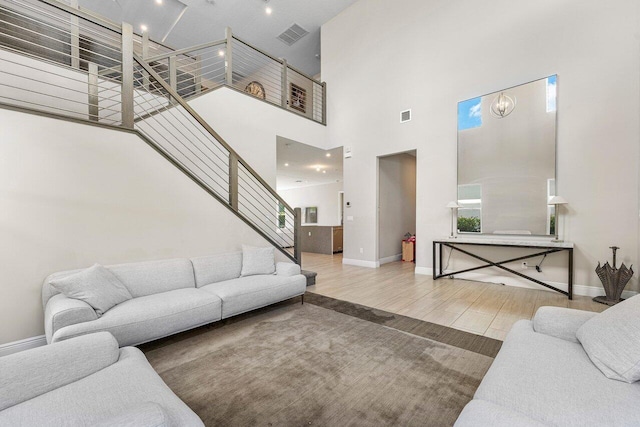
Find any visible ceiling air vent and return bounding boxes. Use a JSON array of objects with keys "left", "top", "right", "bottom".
[
  {"left": 401, "top": 109, "right": 412, "bottom": 123},
  {"left": 277, "top": 23, "right": 309, "bottom": 46}
]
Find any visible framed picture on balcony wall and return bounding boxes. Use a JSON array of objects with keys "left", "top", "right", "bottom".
[
  {"left": 289, "top": 83, "right": 306, "bottom": 113},
  {"left": 245, "top": 81, "right": 266, "bottom": 100}
]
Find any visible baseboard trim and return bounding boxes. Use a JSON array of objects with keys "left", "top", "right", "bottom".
[
  {"left": 379, "top": 254, "right": 402, "bottom": 265},
  {"left": 342, "top": 258, "right": 379, "bottom": 268},
  {"left": 414, "top": 268, "right": 638, "bottom": 299},
  {"left": 0, "top": 335, "right": 46, "bottom": 357}
]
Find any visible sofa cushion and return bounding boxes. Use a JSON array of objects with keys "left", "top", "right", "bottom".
[
  {"left": 200, "top": 274, "right": 306, "bottom": 318},
  {"left": 455, "top": 400, "right": 546, "bottom": 427},
  {"left": 49, "top": 264, "right": 133, "bottom": 316},
  {"left": 0, "top": 347, "right": 203, "bottom": 427},
  {"left": 532, "top": 306, "right": 598, "bottom": 343},
  {"left": 474, "top": 320, "right": 640, "bottom": 425},
  {"left": 108, "top": 258, "right": 196, "bottom": 298},
  {"left": 191, "top": 252, "right": 242, "bottom": 287},
  {"left": 0, "top": 332, "right": 119, "bottom": 411},
  {"left": 276, "top": 262, "right": 302, "bottom": 277},
  {"left": 577, "top": 294, "right": 640, "bottom": 383},
  {"left": 44, "top": 294, "right": 98, "bottom": 344},
  {"left": 42, "top": 258, "right": 196, "bottom": 308},
  {"left": 52, "top": 288, "right": 222, "bottom": 347},
  {"left": 240, "top": 245, "right": 275, "bottom": 277},
  {"left": 95, "top": 402, "right": 169, "bottom": 427}
]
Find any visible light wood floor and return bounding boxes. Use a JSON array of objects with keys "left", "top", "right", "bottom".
[{"left": 303, "top": 252, "right": 607, "bottom": 341}]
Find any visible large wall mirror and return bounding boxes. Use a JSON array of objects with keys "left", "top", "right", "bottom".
[{"left": 457, "top": 75, "right": 557, "bottom": 236}]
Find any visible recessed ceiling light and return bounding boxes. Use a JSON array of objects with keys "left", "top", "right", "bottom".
[
  {"left": 326, "top": 153, "right": 331, "bottom": 157},
  {"left": 316, "top": 167, "right": 321, "bottom": 172},
  {"left": 155, "top": 0, "right": 162, "bottom": 4},
  {"left": 322, "top": 170, "right": 327, "bottom": 174},
  {"left": 284, "top": 163, "right": 289, "bottom": 167},
  {"left": 140, "top": 24, "right": 148, "bottom": 32},
  {"left": 265, "top": 6, "right": 272, "bottom": 15},
  {"left": 218, "top": 50, "right": 225, "bottom": 57}
]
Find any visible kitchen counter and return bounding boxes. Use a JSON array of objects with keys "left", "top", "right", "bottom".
[{"left": 301, "top": 225, "right": 343, "bottom": 255}]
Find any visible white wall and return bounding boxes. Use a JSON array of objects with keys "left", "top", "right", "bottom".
[
  {"left": 0, "top": 49, "right": 89, "bottom": 121},
  {"left": 0, "top": 109, "right": 289, "bottom": 345},
  {"left": 188, "top": 87, "right": 329, "bottom": 187},
  {"left": 279, "top": 181, "right": 343, "bottom": 226},
  {"left": 378, "top": 153, "right": 416, "bottom": 260},
  {"left": 322, "top": 0, "right": 640, "bottom": 292}
]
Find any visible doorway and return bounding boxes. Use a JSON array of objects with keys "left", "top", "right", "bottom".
[
  {"left": 339, "top": 191, "right": 344, "bottom": 225},
  {"left": 377, "top": 150, "right": 417, "bottom": 265}
]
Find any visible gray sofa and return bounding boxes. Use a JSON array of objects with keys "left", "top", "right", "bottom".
[
  {"left": 455, "top": 298, "right": 640, "bottom": 426},
  {"left": 0, "top": 332, "right": 203, "bottom": 426},
  {"left": 42, "top": 252, "right": 306, "bottom": 346}
]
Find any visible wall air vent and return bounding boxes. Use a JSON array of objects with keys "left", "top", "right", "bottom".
[
  {"left": 401, "top": 109, "right": 412, "bottom": 123},
  {"left": 277, "top": 23, "right": 309, "bottom": 46}
]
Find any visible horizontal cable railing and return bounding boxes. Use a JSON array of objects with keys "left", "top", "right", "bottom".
[
  {"left": 131, "top": 53, "right": 299, "bottom": 259},
  {"left": 0, "top": 0, "right": 125, "bottom": 126},
  {"left": 131, "top": 64, "right": 231, "bottom": 203},
  {"left": 143, "top": 28, "right": 326, "bottom": 125},
  {"left": 144, "top": 39, "right": 227, "bottom": 100},
  {"left": 0, "top": 0, "right": 302, "bottom": 263},
  {"left": 133, "top": 31, "right": 175, "bottom": 62}
]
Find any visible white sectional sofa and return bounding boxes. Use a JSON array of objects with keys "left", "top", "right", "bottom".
[
  {"left": 0, "top": 332, "right": 203, "bottom": 426},
  {"left": 42, "top": 251, "right": 306, "bottom": 346},
  {"left": 456, "top": 295, "right": 640, "bottom": 426}
]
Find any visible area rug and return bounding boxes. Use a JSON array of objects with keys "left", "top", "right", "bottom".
[
  {"left": 305, "top": 293, "right": 502, "bottom": 358},
  {"left": 141, "top": 298, "right": 497, "bottom": 427}
]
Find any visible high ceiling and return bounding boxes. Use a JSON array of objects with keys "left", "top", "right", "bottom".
[
  {"left": 277, "top": 137, "right": 343, "bottom": 191},
  {"left": 78, "top": 0, "right": 358, "bottom": 76}
]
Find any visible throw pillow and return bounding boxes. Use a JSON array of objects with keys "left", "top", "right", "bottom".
[
  {"left": 240, "top": 245, "right": 275, "bottom": 277},
  {"left": 576, "top": 294, "right": 640, "bottom": 383},
  {"left": 50, "top": 264, "right": 132, "bottom": 317}
]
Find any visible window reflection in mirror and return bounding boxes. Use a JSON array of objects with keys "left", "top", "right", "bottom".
[
  {"left": 457, "top": 75, "right": 557, "bottom": 236},
  {"left": 458, "top": 184, "right": 482, "bottom": 233},
  {"left": 458, "top": 97, "right": 482, "bottom": 131},
  {"left": 547, "top": 178, "right": 556, "bottom": 235}
]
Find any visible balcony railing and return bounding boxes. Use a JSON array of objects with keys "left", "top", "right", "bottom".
[{"left": 143, "top": 28, "right": 326, "bottom": 125}]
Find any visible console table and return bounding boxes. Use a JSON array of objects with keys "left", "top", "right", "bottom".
[{"left": 432, "top": 238, "right": 574, "bottom": 299}]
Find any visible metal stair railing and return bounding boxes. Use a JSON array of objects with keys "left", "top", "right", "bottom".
[
  {"left": 0, "top": 0, "right": 302, "bottom": 263},
  {"left": 130, "top": 47, "right": 301, "bottom": 262}
]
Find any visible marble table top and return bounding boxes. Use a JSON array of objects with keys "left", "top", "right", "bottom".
[{"left": 434, "top": 237, "right": 574, "bottom": 249}]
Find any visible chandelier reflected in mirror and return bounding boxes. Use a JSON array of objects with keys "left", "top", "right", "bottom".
[{"left": 490, "top": 92, "right": 516, "bottom": 118}]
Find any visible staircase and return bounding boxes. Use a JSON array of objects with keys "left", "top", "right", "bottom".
[{"left": 0, "top": 0, "right": 325, "bottom": 264}]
